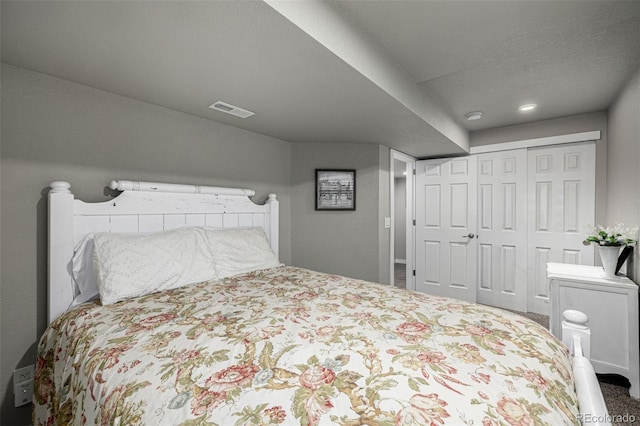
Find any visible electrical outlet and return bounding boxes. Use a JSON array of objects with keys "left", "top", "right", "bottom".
[
  {"left": 14, "top": 365, "right": 34, "bottom": 383},
  {"left": 14, "top": 380, "right": 33, "bottom": 407},
  {"left": 13, "top": 365, "right": 35, "bottom": 407}
]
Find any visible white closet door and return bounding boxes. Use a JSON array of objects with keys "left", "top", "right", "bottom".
[
  {"left": 476, "top": 149, "right": 528, "bottom": 311},
  {"left": 415, "top": 157, "right": 477, "bottom": 302},
  {"left": 527, "top": 142, "right": 596, "bottom": 314}
]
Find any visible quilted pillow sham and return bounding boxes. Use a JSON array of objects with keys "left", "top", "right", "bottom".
[
  {"left": 93, "top": 227, "right": 218, "bottom": 305},
  {"left": 204, "top": 226, "right": 281, "bottom": 278}
]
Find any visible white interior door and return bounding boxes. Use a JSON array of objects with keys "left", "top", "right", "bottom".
[
  {"left": 527, "top": 142, "right": 596, "bottom": 314},
  {"left": 476, "top": 149, "right": 528, "bottom": 311},
  {"left": 415, "top": 157, "right": 477, "bottom": 302}
]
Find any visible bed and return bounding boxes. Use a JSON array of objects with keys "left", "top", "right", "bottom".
[{"left": 35, "top": 180, "right": 610, "bottom": 425}]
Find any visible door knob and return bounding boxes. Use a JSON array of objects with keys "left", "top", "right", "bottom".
[{"left": 462, "top": 233, "right": 475, "bottom": 239}]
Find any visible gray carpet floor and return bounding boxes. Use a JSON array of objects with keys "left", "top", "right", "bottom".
[
  {"left": 393, "top": 263, "right": 639, "bottom": 425},
  {"left": 394, "top": 262, "right": 406, "bottom": 289}
]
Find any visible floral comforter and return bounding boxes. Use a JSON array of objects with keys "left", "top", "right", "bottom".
[{"left": 34, "top": 266, "right": 579, "bottom": 425}]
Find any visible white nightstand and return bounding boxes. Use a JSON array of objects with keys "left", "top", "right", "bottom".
[{"left": 548, "top": 262, "right": 639, "bottom": 398}]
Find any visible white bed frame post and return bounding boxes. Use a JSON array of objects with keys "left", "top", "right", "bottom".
[
  {"left": 48, "top": 181, "right": 76, "bottom": 324},
  {"left": 562, "top": 310, "right": 611, "bottom": 426},
  {"left": 266, "top": 193, "right": 279, "bottom": 257},
  {"left": 562, "top": 309, "right": 591, "bottom": 361}
]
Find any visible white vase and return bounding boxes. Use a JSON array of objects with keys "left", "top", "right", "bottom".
[{"left": 598, "top": 245, "right": 621, "bottom": 278}]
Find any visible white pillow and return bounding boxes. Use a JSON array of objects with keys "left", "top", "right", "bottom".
[
  {"left": 204, "top": 227, "right": 281, "bottom": 278},
  {"left": 70, "top": 234, "right": 100, "bottom": 307},
  {"left": 93, "top": 227, "right": 218, "bottom": 305}
]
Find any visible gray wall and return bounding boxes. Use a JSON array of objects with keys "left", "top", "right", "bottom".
[
  {"left": 291, "top": 142, "right": 389, "bottom": 284},
  {"left": 470, "top": 111, "right": 609, "bottom": 230},
  {"left": 607, "top": 67, "right": 640, "bottom": 282},
  {"left": 0, "top": 65, "right": 293, "bottom": 424}
]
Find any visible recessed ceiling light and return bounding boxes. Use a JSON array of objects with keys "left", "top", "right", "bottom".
[
  {"left": 519, "top": 103, "right": 537, "bottom": 112},
  {"left": 209, "top": 101, "right": 255, "bottom": 118},
  {"left": 465, "top": 111, "right": 483, "bottom": 121}
]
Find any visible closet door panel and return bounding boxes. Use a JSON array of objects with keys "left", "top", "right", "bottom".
[
  {"left": 476, "top": 149, "right": 528, "bottom": 311},
  {"left": 527, "top": 142, "right": 596, "bottom": 314}
]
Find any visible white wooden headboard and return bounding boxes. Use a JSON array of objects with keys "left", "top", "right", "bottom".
[{"left": 48, "top": 180, "right": 279, "bottom": 323}]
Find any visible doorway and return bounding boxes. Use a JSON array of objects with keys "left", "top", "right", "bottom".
[{"left": 390, "top": 150, "right": 415, "bottom": 290}]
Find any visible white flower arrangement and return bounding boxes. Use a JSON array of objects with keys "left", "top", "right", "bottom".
[{"left": 583, "top": 223, "right": 638, "bottom": 247}]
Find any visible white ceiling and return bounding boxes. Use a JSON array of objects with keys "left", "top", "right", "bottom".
[
  {"left": 3, "top": 1, "right": 639, "bottom": 158},
  {"left": 336, "top": 0, "right": 640, "bottom": 131}
]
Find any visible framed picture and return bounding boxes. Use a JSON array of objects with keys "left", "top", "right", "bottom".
[{"left": 315, "top": 169, "right": 356, "bottom": 211}]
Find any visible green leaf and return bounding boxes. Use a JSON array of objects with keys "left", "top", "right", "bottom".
[
  {"left": 258, "top": 341, "right": 274, "bottom": 369},
  {"left": 336, "top": 370, "right": 362, "bottom": 384},
  {"left": 273, "top": 345, "right": 297, "bottom": 365},
  {"left": 232, "top": 404, "right": 269, "bottom": 426},
  {"left": 316, "top": 384, "right": 338, "bottom": 400},
  {"left": 178, "top": 414, "right": 218, "bottom": 426},
  {"left": 527, "top": 402, "right": 551, "bottom": 415},
  {"left": 210, "top": 350, "right": 229, "bottom": 363},
  {"left": 378, "top": 379, "right": 398, "bottom": 390},
  {"left": 415, "top": 312, "right": 431, "bottom": 325},
  {"left": 161, "top": 369, "right": 175, "bottom": 382},
  {"left": 292, "top": 387, "right": 313, "bottom": 424},
  {"left": 408, "top": 377, "right": 420, "bottom": 392},
  {"left": 415, "top": 377, "right": 428, "bottom": 385},
  {"left": 335, "top": 354, "right": 350, "bottom": 366},
  {"left": 365, "top": 387, "right": 377, "bottom": 402}
]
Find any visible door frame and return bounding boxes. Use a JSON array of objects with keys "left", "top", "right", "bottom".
[
  {"left": 469, "top": 131, "right": 601, "bottom": 154},
  {"left": 389, "top": 149, "right": 416, "bottom": 289}
]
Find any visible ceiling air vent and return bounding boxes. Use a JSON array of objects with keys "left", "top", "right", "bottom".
[{"left": 209, "top": 101, "right": 255, "bottom": 119}]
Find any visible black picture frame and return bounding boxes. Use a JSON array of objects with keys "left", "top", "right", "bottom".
[{"left": 315, "top": 169, "right": 356, "bottom": 211}]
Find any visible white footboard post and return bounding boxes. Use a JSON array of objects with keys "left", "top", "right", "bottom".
[
  {"left": 562, "top": 310, "right": 611, "bottom": 426},
  {"left": 48, "top": 181, "right": 76, "bottom": 323},
  {"left": 266, "top": 194, "right": 279, "bottom": 259},
  {"left": 562, "top": 310, "right": 591, "bottom": 360}
]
